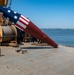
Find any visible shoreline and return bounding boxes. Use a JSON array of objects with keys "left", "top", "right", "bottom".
[{"left": 59, "top": 44, "right": 74, "bottom": 48}]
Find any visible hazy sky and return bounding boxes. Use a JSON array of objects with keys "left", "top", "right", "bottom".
[{"left": 8, "top": 0, "right": 74, "bottom": 28}]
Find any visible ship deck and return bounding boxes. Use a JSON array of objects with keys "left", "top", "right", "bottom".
[{"left": 0, "top": 43, "right": 74, "bottom": 75}]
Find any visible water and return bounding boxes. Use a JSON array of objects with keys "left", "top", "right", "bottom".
[{"left": 42, "top": 29, "right": 74, "bottom": 47}]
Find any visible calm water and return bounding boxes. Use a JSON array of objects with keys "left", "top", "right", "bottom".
[{"left": 42, "top": 29, "right": 74, "bottom": 47}]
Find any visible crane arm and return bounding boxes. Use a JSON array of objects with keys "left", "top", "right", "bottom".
[{"left": 0, "top": 6, "right": 58, "bottom": 48}]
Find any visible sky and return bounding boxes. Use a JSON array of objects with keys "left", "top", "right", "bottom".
[{"left": 7, "top": 0, "right": 74, "bottom": 29}]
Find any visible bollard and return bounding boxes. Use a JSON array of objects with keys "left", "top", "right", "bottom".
[
  {"left": 0, "top": 48, "right": 4, "bottom": 57},
  {"left": 0, "top": 48, "right": 1, "bottom": 56}
]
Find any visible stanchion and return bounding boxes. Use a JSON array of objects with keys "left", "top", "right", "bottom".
[
  {"left": 0, "top": 48, "right": 4, "bottom": 57},
  {"left": 0, "top": 48, "right": 1, "bottom": 56}
]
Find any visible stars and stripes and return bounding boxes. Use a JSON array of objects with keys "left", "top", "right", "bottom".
[
  {"left": 16, "top": 15, "right": 30, "bottom": 31},
  {"left": 7, "top": 9, "right": 30, "bottom": 31},
  {"left": 0, "top": 6, "right": 30, "bottom": 31}
]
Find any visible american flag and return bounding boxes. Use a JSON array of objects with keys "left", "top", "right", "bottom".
[
  {"left": 16, "top": 15, "right": 30, "bottom": 31},
  {"left": 0, "top": 6, "right": 30, "bottom": 31}
]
